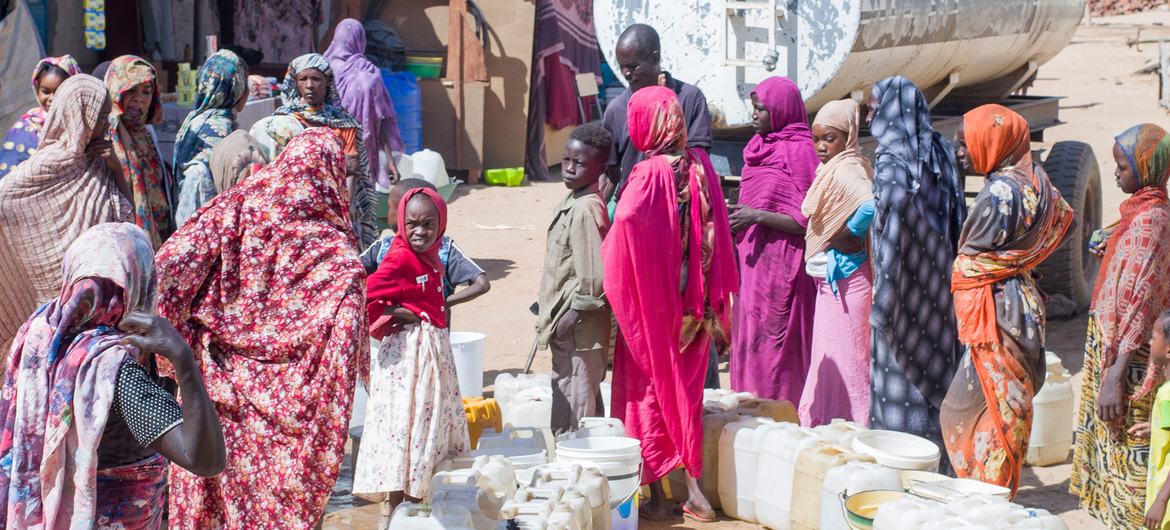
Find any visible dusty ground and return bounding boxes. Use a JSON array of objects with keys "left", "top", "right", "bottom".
[{"left": 323, "top": 11, "right": 1170, "bottom": 529}]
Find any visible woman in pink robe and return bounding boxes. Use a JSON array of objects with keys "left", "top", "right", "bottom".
[{"left": 604, "top": 86, "right": 738, "bottom": 522}]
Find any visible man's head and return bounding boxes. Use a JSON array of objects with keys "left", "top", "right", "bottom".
[
  {"left": 562, "top": 123, "right": 613, "bottom": 191},
  {"left": 387, "top": 178, "right": 438, "bottom": 231},
  {"left": 615, "top": 24, "right": 662, "bottom": 93}
]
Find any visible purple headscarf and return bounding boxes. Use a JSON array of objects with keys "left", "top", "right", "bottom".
[
  {"left": 741, "top": 76, "right": 818, "bottom": 217},
  {"left": 324, "top": 18, "right": 403, "bottom": 188}
]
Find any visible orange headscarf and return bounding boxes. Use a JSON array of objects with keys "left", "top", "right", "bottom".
[
  {"left": 962, "top": 104, "right": 1031, "bottom": 176},
  {"left": 951, "top": 105, "right": 1072, "bottom": 347}
]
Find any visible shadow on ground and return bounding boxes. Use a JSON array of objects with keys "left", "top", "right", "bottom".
[{"left": 476, "top": 258, "right": 518, "bottom": 282}]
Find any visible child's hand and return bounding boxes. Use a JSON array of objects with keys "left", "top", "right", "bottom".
[
  {"left": 1130, "top": 422, "right": 1152, "bottom": 440},
  {"left": 1146, "top": 501, "right": 1167, "bottom": 530}
]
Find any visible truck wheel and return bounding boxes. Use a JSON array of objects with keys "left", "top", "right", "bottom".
[{"left": 1037, "top": 141, "right": 1101, "bottom": 315}]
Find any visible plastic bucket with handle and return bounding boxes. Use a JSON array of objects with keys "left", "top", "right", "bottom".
[{"left": 554, "top": 436, "right": 642, "bottom": 530}]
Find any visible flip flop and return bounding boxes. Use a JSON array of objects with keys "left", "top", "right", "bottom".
[{"left": 681, "top": 503, "right": 717, "bottom": 523}]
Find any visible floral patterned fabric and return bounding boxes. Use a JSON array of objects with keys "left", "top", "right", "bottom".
[
  {"left": 0, "top": 55, "right": 82, "bottom": 179},
  {"left": 941, "top": 105, "right": 1073, "bottom": 496},
  {"left": 0, "top": 222, "right": 159, "bottom": 529},
  {"left": 1070, "top": 123, "right": 1170, "bottom": 527},
  {"left": 353, "top": 322, "right": 469, "bottom": 497},
  {"left": 106, "top": 55, "right": 175, "bottom": 249},
  {"left": 154, "top": 128, "right": 367, "bottom": 529}
]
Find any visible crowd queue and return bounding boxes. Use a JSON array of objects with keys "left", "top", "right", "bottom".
[{"left": 0, "top": 18, "right": 1168, "bottom": 530}]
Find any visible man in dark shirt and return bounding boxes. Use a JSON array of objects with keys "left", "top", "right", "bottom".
[{"left": 601, "top": 23, "right": 713, "bottom": 210}]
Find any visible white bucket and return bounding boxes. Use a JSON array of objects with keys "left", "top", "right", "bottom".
[
  {"left": 611, "top": 491, "right": 638, "bottom": 530},
  {"left": 350, "top": 381, "right": 370, "bottom": 430},
  {"left": 451, "top": 332, "right": 486, "bottom": 398},
  {"left": 554, "top": 436, "right": 642, "bottom": 530},
  {"left": 852, "top": 430, "right": 941, "bottom": 472}
]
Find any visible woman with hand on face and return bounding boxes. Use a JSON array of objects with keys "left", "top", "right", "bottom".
[
  {"left": 728, "top": 76, "right": 818, "bottom": 405},
  {"left": 798, "top": 99, "right": 875, "bottom": 426},
  {"left": 0, "top": 74, "right": 131, "bottom": 353},
  {"left": 274, "top": 53, "right": 379, "bottom": 249},
  {"left": 1071, "top": 124, "right": 1170, "bottom": 528},
  {"left": 105, "top": 55, "right": 175, "bottom": 248},
  {"left": 0, "top": 55, "right": 82, "bottom": 179}
]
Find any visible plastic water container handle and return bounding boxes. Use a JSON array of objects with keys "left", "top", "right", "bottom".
[{"left": 507, "top": 426, "right": 543, "bottom": 440}]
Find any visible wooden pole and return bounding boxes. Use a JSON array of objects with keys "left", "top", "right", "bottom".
[{"left": 449, "top": 0, "right": 466, "bottom": 173}]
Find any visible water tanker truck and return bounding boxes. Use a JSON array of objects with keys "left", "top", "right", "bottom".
[{"left": 594, "top": 0, "right": 1101, "bottom": 313}]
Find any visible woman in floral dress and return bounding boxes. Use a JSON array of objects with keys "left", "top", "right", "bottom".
[
  {"left": 154, "top": 128, "right": 367, "bottom": 529},
  {"left": 942, "top": 104, "right": 1072, "bottom": 496}
]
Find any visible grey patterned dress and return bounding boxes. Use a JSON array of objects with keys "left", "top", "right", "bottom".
[{"left": 867, "top": 77, "right": 967, "bottom": 474}]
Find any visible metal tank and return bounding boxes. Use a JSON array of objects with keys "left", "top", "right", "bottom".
[{"left": 594, "top": 0, "right": 1085, "bottom": 128}]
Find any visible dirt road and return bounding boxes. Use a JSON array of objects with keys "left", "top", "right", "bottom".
[{"left": 324, "top": 10, "right": 1170, "bottom": 528}]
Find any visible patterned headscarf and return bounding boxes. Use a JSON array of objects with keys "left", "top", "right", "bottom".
[
  {"left": 962, "top": 104, "right": 1032, "bottom": 176},
  {"left": 274, "top": 53, "right": 360, "bottom": 130},
  {"left": 871, "top": 76, "right": 962, "bottom": 235},
  {"left": 31, "top": 55, "right": 83, "bottom": 105},
  {"left": 628, "top": 86, "right": 687, "bottom": 156},
  {"left": 1096, "top": 124, "right": 1170, "bottom": 401},
  {"left": 105, "top": 55, "right": 173, "bottom": 249},
  {"left": 172, "top": 49, "right": 249, "bottom": 172},
  {"left": 0, "top": 223, "right": 153, "bottom": 529},
  {"left": 1116, "top": 123, "right": 1170, "bottom": 190}
]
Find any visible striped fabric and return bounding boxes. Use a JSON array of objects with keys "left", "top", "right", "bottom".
[{"left": 0, "top": 74, "right": 130, "bottom": 352}]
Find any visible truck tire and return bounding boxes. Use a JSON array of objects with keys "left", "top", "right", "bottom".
[{"left": 1037, "top": 141, "right": 1101, "bottom": 315}]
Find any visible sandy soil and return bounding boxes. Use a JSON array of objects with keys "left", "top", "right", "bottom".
[{"left": 323, "top": 11, "right": 1170, "bottom": 528}]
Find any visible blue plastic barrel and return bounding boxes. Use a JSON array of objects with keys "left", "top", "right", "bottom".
[{"left": 381, "top": 69, "right": 423, "bottom": 154}]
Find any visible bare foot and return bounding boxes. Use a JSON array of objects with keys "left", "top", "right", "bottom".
[
  {"left": 640, "top": 480, "right": 675, "bottom": 521},
  {"left": 682, "top": 474, "right": 717, "bottom": 521}
]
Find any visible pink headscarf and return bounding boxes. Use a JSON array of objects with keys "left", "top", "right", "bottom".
[{"left": 604, "top": 86, "right": 737, "bottom": 482}]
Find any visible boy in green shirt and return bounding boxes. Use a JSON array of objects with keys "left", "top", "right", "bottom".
[{"left": 535, "top": 123, "right": 613, "bottom": 435}]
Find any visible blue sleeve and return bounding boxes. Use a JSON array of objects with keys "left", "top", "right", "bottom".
[{"left": 847, "top": 200, "right": 876, "bottom": 237}]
